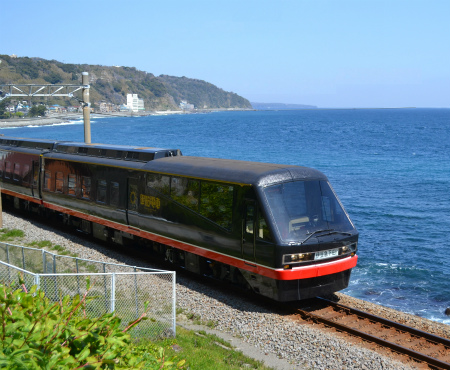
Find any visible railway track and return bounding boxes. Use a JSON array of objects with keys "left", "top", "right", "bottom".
[{"left": 294, "top": 297, "right": 450, "bottom": 369}]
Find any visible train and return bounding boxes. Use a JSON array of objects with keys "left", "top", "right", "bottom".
[{"left": 0, "top": 135, "right": 358, "bottom": 302}]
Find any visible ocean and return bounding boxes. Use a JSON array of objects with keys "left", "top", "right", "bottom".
[{"left": 2, "top": 108, "right": 450, "bottom": 324}]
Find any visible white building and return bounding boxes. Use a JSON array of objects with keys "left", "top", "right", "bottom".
[
  {"left": 126, "top": 94, "right": 145, "bottom": 112},
  {"left": 179, "top": 100, "right": 194, "bottom": 111}
]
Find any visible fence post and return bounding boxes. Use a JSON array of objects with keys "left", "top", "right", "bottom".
[
  {"left": 134, "top": 268, "right": 139, "bottom": 319},
  {"left": 35, "top": 274, "right": 40, "bottom": 291},
  {"left": 76, "top": 259, "right": 80, "bottom": 296},
  {"left": 111, "top": 273, "right": 115, "bottom": 313},
  {"left": 173, "top": 272, "right": 176, "bottom": 336}
]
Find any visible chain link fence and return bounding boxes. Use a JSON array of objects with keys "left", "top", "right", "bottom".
[{"left": 0, "top": 242, "right": 176, "bottom": 339}]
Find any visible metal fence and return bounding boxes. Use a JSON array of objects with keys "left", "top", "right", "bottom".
[{"left": 0, "top": 242, "right": 176, "bottom": 339}]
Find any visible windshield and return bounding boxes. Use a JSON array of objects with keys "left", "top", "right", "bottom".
[{"left": 262, "top": 180, "right": 355, "bottom": 243}]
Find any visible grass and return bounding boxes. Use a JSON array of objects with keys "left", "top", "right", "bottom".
[
  {"left": 0, "top": 228, "right": 25, "bottom": 242},
  {"left": 153, "top": 326, "right": 274, "bottom": 370}
]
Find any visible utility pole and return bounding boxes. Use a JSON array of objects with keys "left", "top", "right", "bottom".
[{"left": 82, "top": 72, "right": 91, "bottom": 144}]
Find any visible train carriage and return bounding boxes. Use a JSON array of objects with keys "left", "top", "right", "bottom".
[{"left": 0, "top": 136, "right": 358, "bottom": 301}]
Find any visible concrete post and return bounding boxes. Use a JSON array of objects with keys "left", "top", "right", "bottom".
[{"left": 82, "top": 72, "right": 91, "bottom": 144}]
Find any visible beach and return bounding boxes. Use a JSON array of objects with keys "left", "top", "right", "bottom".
[{"left": 0, "top": 113, "right": 83, "bottom": 128}]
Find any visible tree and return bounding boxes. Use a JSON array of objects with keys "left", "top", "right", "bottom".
[
  {"left": 29, "top": 105, "right": 47, "bottom": 117},
  {"left": 0, "top": 98, "right": 10, "bottom": 119},
  {"left": 43, "top": 71, "right": 63, "bottom": 84}
]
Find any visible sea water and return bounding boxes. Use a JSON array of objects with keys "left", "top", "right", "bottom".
[{"left": 3, "top": 108, "right": 450, "bottom": 324}]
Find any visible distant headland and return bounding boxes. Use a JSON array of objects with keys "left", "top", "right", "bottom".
[{"left": 251, "top": 102, "right": 317, "bottom": 110}]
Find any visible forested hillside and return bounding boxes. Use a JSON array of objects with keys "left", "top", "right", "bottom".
[{"left": 0, "top": 55, "right": 252, "bottom": 111}]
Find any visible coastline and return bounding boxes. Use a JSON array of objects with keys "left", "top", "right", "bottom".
[
  {"left": 0, "top": 113, "right": 84, "bottom": 129},
  {"left": 0, "top": 111, "right": 183, "bottom": 129},
  {"left": 0, "top": 108, "right": 256, "bottom": 129}
]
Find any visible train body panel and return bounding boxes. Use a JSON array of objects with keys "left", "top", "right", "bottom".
[{"left": 0, "top": 136, "right": 358, "bottom": 301}]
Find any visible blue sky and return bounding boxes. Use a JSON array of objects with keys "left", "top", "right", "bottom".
[{"left": 2, "top": 0, "right": 449, "bottom": 108}]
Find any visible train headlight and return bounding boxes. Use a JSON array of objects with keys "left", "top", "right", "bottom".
[
  {"left": 283, "top": 252, "right": 313, "bottom": 264},
  {"left": 341, "top": 242, "right": 357, "bottom": 255}
]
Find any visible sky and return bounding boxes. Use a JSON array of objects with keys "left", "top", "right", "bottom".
[{"left": 1, "top": 0, "right": 449, "bottom": 108}]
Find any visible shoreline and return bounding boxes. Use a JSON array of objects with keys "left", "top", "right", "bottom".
[
  {"left": 0, "top": 108, "right": 256, "bottom": 129},
  {"left": 0, "top": 112, "right": 159, "bottom": 129},
  {"left": 0, "top": 113, "right": 83, "bottom": 129}
]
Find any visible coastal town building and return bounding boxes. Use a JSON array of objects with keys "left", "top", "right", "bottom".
[
  {"left": 126, "top": 93, "right": 145, "bottom": 112},
  {"left": 179, "top": 100, "right": 194, "bottom": 111},
  {"left": 99, "top": 101, "right": 116, "bottom": 113}
]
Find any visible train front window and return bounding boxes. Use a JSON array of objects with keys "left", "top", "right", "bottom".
[{"left": 263, "top": 180, "right": 355, "bottom": 243}]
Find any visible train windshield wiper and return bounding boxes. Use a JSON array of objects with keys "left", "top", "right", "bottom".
[
  {"left": 301, "top": 229, "right": 353, "bottom": 244},
  {"left": 301, "top": 229, "right": 334, "bottom": 245}
]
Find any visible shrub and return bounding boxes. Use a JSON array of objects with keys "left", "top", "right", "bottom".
[{"left": 0, "top": 278, "right": 185, "bottom": 369}]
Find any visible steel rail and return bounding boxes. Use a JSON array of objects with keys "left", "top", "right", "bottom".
[
  {"left": 297, "top": 298, "right": 450, "bottom": 370},
  {"left": 319, "top": 297, "right": 450, "bottom": 348}
]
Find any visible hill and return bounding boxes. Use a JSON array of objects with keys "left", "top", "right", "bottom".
[
  {"left": 251, "top": 102, "right": 317, "bottom": 110},
  {"left": 0, "top": 55, "right": 252, "bottom": 111}
]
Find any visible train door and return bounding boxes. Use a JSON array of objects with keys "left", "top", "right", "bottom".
[
  {"left": 242, "top": 200, "right": 256, "bottom": 261},
  {"left": 31, "top": 160, "right": 39, "bottom": 198},
  {"left": 126, "top": 177, "right": 139, "bottom": 227}
]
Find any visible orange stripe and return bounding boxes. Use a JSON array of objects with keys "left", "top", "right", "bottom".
[{"left": 1, "top": 188, "right": 41, "bottom": 204}]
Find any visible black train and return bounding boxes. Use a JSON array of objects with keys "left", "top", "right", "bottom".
[{"left": 0, "top": 135, "right": 358, "bottom": 301}]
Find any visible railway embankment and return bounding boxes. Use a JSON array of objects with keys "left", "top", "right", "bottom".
[{"left": 2, "top": 210, "right": 449, "bottom": 370}]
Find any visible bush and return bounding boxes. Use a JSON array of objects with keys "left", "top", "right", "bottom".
[
  {"left": 0, "top": 278, "right": 186, "bottom": 369},
  {"left": 28, "top": 105, "right": 46, "bottom": 117}
]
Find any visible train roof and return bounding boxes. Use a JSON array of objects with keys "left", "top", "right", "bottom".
[
  {"left": 53, "top": 142, "right": 181, "bottom": 162},
  {"left": 0, "top": 136, "right": 60, "bottom": 150},
  {"left": 143, "top": 156, "right": 327, "bottom": 187},
  {"left": 0, "top": 136, "right": 181, "bottom": 162}
]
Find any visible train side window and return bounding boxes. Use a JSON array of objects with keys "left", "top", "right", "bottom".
[
  {"left": 22, "top": 164, "right": 30, "bottom": 184},
  {"left": 147, "top": 174, "right": 170, "bottom": 196},
  {"left": 55, "top": 172, "right": 64, "bottom": 193},
  {"left": 200, "top": 182, "right": 233, "bottom": 230},
  {"left": 110, "top": 182, "right": 119, "bottom": 207},
  {"left": 97, "top": 179, "right": 107, "bottom": 203},
  {"left": 258, "top": 212, "right": 272, "bottom": 241},
  {"left": 81, "top": 176, "right": 91, "bottom": 199},
  {"left": 13, "top": 163, "right": 20, "bottom": 181},
  {"left": 44, "top": 172, "right": 52, "bottom": 191},
  {"left": 68, "top": 174, "right": 77, "bottom": 196},
  {"left": 245, "top": 204, "right": 255, "bottom": 234},
  {"left": 171, "top": 177, "right": 199, "bottom": 210},
  {"left": 5, "top": 161, "right": 11, "bottom": 179}
]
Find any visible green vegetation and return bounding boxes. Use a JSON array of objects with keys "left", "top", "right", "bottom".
[
  {"left": 28, "top": 104, "right": 46, "bottom": 117},
  {"left": 0, "top": 98, "right": 10, "bottom": 118},
  {"left": 0, "top": 280, "right": 185, "bottom": 369},
  {"left": 0, "top": 229, "right": 25, "bottom": 242},
  {"left": 0, "top": 55, "right": 252, "bottom": 111},
  {"left": 156, "top": 327, "right": 273, "bottom": 370}
]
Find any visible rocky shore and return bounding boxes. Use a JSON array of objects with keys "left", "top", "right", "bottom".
[{"left": 2, "top": 210, "right": 449, "bottom": 369}]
